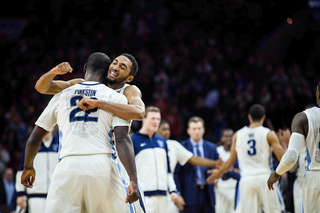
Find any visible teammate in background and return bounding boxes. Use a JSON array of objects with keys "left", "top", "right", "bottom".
[
  {"left": 21, "top": 52, "right": 139, "bottom": 212},
  {"left": 131, "top": 107, "right": 178, "bottom": 213},
  {"left": 215, "top": 128, "right": 240, "bottom": 213},
  {"left": 207, "top": 104, "right": 288, "bottom": 213},
  {"left": 157, "top": 120, "right": 222, "bottom": 213},
  {"left": 268, "top": 84, "right": 320, "bottom": 213},
  {"left": 35, "top": 54, "right": 145, "bottom": 121},
  {"left": 15, "top": 130, "right": 59, "bottom": 213}
]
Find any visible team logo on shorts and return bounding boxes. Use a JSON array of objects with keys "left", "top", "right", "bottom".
[{"left": 157, "top": 140, "right": 164, "bottom": 147}]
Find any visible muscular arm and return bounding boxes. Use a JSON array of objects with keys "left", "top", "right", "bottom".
[
  {"left": 24, "top": 126, "right": 49, "bottom": 169},
  {"left": 106, "top": 85, "right": 145, "bottom": 120},
  {"left": 78, "top": 85, "right": 145, "bottom": 121},
  {"left": 267, "top": 112, "right": 308, "bottom": 190},
  {"left": 267, "top": 130, "right": 286, "bottom": 162},
  {"left": 114, "top": 126, "right": 139, "bottom": 203},
  {"left": 114, "top": 126, "right": 138, "bottom": 182},
  {"left": 35, "top": 63, "right": 83, "bottom": 94},
  {"left": 21, "top": 126, "right": 49, "bottom": 188}
]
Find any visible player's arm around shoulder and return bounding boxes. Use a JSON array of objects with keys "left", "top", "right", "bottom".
[
  {"left": 35, "top": 62, "right": 83, "bottom": 95},
  {"left": 123, "top": 85, "right": 145, "bottom": 120}
]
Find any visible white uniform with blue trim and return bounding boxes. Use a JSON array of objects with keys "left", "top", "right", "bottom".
[
  {"left": 131, "top": 132, "right": 176, "bottom": 213},
  {"left": 35, "top": 81, "right": 132, "bottom": 213},
  {"left": 235, "top": 126, "right": 284, "bottom": 213},
  {"left": 302, "top": 107, "right": 320, "bottom": 213}
]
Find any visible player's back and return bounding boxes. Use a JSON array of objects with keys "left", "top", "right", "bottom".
[
  {"left": 303, "top": 106, "right": 320, "bottom": 171},
  {"left": 236, "top": 126, "right": 272, "bottom": 177},
  {"left": 55, "top": 81, "right": 128, "bottom": 159}
]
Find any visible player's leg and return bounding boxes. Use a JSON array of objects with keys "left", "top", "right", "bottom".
[
  {"left": 235, "top": 177, "right": 259, "bottom": 213},
  {"left": 83, "top": 155, "right": 130, "bottom": 213},
  {"left": 28, "top": 197, "right": 46, "bottom": 213},
  {"left": 258, "top": 175, "right": 284, "bottom": 213},
  {"left": 44, "top": 156, "right": 85, "bottom": 213},
  {"left": 302, "top": 171, "right": 320, "bottom": 213},
  {"left": 293, "top": 177, "right": 303, "bottom": 213}
]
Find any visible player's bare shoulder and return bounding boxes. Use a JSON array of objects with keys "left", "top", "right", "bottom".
[{"left": 123, "top": 85, "right": 142, "bottom": 98}]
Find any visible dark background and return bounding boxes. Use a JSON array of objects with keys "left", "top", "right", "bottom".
[{"left": 1, "top": 0, "right": 319, "bottom": 212}]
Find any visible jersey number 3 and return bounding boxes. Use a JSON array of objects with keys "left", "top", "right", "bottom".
[
  {"left": 247, "top": 139, "right": 256, "bottom": 156},
  {"left": 69, "top": 96, "right": 98, "bottom": 122}
]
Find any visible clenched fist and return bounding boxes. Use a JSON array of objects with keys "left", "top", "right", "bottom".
[{"left": 52, "top": 62, "right": 73, "bottom": 75}]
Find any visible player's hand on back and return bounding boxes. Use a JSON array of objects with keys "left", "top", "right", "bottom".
[
  {"left": 267, "top": 171, "right": 281, "bottom": 190},
  {"left": 52, "top": 62, "right": 73, "bottom": 75},
  {"left": 21, "top": 168, "right": 36, "bottom": 188},
  {"left": 125, "top": 181, "right": 139, "bottom": 204},
  {"left": 77, "top": 97, "right": 99, "bottom": 111}
]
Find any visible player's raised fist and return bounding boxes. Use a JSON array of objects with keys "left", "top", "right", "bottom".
[{"left": 52, "top": 62, "right": 73, "bottom": 75}]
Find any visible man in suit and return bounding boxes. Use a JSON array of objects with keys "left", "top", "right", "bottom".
[{"left": 174, "top": 116, "right": 219, "bottom": 213}]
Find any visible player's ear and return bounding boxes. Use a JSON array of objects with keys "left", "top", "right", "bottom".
[
  {"left": 247, "top": 114, "right": 252, "bottom": 123},
  {"left": 126, "top": 75, "right": 134, "bottom": 83},
  {"left": 261, "top": 115, "right": 266, "bottom": 123},
  {"left": 83, "top": 63, "right": 87, "bottom": 74}
]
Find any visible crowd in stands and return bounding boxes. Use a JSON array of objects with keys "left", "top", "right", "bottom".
[{"left": 0, "top": 0, "right": 318, "bottom": 211}]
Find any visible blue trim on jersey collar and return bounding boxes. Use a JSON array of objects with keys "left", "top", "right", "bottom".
[{"left": 79, "top": 82, "right": 102, "bottom": 86}]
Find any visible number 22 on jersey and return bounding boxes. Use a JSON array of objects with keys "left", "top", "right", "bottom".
[{"left": 69, "top": 96, "right": 98, "bottom": 122}]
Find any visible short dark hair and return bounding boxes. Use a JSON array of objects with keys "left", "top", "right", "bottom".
[
  {"left": 86, "top": 52, "right": 111, "bottom": 73},
  {"left": 121, "top": 53, "right": 138, "bottom": 76},
  {"left": 187, "top": 116, "right": 205, "bottom": 128},
  {"left": 160, "top": 120, "right": 169, "bottom": 127},
  {"left": 249, "top": 104, "right": 265, "bottom": 121}
]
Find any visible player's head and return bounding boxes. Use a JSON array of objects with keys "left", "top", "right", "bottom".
[
  {"left": 220, "top": 128, "right": 234, "bottom": 150},
  {"left": 157, "top": 120, "right": 170, "bottom": 140},
  {"left": 84, "top": 52, "right": 111, "bottom": 81},
  {"left": 106, "top": 53, "right": 138, "bottom": 85},
  {"left": 248, "top": 104, "right": 266, "bottom": 124},
  {"left": 142, "top": 106, "right": 161, "bottom": 134},
  {"left": 316, "top": 82, "right": 320, "bottom": 107},
  {"left": 187, "top": 116, "right": 205, "bottom": 143}
]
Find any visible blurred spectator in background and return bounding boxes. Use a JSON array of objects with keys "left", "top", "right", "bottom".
[{"left": 0, "top": 168, "right": 15, "bottom": 210}]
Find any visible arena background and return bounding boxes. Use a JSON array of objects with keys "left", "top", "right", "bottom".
[{"left": 1, "top": 0, "right": 319, "bottom": 212}]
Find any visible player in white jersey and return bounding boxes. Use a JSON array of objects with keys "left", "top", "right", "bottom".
[
  {"left": 207, "top": 104, "right": 288, "bottom": 213},
  {"left": 35, "top": 53, "right": 148, "bottom": 212},
  {"left": 157, "top": 120, "right": 222, "bottom": 213},
  {"left": 20, "top": 52, "right": 139, "bottom": 213},
  {"left": 268, "top": 83, "right": 320, "bottom": 213}
]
